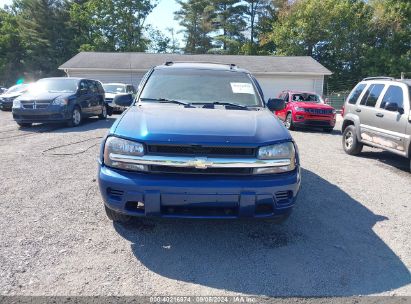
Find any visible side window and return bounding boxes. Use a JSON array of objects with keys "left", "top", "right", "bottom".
[
  {"left": 79, "top": 80, "right": 88, "bottom": 92},
  {"left": 360, "top": 84, "right": 384, "bottom": 107},
  {"left": 348, "top": 83, "right": 366, "bottom": 104},
  {"left": 279, "top": 93, "right": 285, "bottom": 100},
  {"left": 380, "top": 85, "right": 404, "bottom": 110},
  {"left": 284, "top": 93, "right": 289, "bottom": 102},
  {"left": 89, "top": 81, "right": 98, "bottom": 94}
]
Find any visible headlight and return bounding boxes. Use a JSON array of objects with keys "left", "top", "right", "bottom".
[
  {"left": 255, "top": 142, "right": 296, "bottom": 174},
  {"left": 13, "top": 99, "right": 21, "bottom": 108},
  {"left": 295, "top": 107, "right": 306, "bottom": 112},
  {"left": 103, "top": 137, "right": 147, "bottom": 172},
  {"left": 52, "top": 97, "right": 68, "bottom": 106}
]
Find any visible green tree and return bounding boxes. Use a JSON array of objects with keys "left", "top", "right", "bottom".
[
  {"left": 0, "top": 8, "right": 25, "bottom": 85},
  {"left": 208, "top": 0, "right": 246, "bottom": 54},
  {"left": 175, "top": 0, "right": 212, "bottom": 54},
  {"left": 365, "top": 0, "right": 411, "bottom": 77},
  {"left": 12, "top": 0, "right": 75, "bottom": 79},
  {"left": 70, "top": 0, "right": 156, "bottom": 52},
  {"left": 242, "top": 0, "right": 271, "bottom": 55},
  {"left": 269, "top": 0, "right": 374, "bottom": 91},
  {"left": 147, "top": 27, "right": 170, "bottom": 53}
]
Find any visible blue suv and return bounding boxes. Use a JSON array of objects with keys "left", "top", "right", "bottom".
[
  {"left": 98, "top": 62, "right": 301, "bottom": 223},
  {"left": 12, "top": 77, "right": 107, "bottom": 127}
]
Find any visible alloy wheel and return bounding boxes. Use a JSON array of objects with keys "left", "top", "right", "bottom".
[{"left": 344, "top": 130, "right": 354, "bottom": 150}]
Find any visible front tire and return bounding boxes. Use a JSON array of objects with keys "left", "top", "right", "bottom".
[
  {"left": 67, "top": 106, "right": 82, "bottom": 127},
  {"left": 285, "top": 113, "right": 295, "bottom": 130},
  {"left": 104, "top": 205, "right": 131, "bottom": 223},
  {"left": 342, "top": 125, "right": 363, "bottom": 155},
  {"left": 98, "top": 104, "right": 107, "bottom": 119}
]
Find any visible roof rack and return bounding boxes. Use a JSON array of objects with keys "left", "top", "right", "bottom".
[
  {"left": 362, "top": 76, "right": 395, "bottom": 81},
  {"left": 164, "top": 61, "right": 237, "bottom": 70}
]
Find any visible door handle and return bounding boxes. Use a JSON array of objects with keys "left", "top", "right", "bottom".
[
  {"left": 355, "top": 109, "right": 361, "bottom": 112},
  {"left": 376, "top": 113, "right": 384, "bottom": 118}
]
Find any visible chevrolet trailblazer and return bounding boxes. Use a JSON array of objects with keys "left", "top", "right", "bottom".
[{"left": 98, "top": 62, "right": 301, "bottom": 223}]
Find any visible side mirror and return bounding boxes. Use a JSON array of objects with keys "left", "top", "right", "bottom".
[
  {"left": 266, "top": 98, "right": 286, "bottom": 111},
  {"left": 384, "top": 102, "right": 399, "bottom": 112},
  {"left": 114, "top": 93, "right": 133, "bottom": 107}
]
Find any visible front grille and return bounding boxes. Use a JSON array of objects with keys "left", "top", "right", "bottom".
[
  {"left": 149, "top": 165, "right": 252, "bottom": 175},
  {"left": 305, "top": 108, "right": 333, "bottom": 115},
  {"left": 147, "top": 145, "right": 255, "bottom": 157},
  {"left": 22, "top": 101, "right": 51, "bottom": 109}
]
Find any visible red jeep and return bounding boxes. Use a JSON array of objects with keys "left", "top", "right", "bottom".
[{"left": 275, "top": 90, "right": 336, "bottom": 132}]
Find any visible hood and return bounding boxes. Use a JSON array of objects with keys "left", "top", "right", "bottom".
[
  {"left": 17, "top": 91, "right": 73, "bottom": 101},
  {"left": 0, "top": 91, "right": 24, "bottom": 99},
  {"left": 112, "top": 104, "right": 292, "bottom": 146},
  {"left": 292, "top": 102, "right": 335, "bottom": 109}
]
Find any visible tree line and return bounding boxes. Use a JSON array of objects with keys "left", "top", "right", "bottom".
[{"left": 0, "top": 0, "right": 410, "bottom": 91}]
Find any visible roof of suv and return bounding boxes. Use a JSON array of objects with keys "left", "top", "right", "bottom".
[
  {"left": 154, "top": 62, "right": 251, "bottom": 74},
  {"left": 362, "top": 76, "right": 411, "bottom": 87}
]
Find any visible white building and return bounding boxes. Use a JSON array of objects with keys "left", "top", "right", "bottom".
[{"left": 59, "top": 52, "right": 332, "bottom": 98}]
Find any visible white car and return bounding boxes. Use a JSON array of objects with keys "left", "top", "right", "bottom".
[{"left": 103, "top": 83, "right": 136, "bottom": 113}]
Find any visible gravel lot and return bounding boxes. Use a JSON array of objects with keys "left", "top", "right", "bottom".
[{"left": 0, "top": 110, "right": 410, "bottom": 297}]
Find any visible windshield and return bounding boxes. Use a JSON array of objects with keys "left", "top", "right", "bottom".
[
  {"left": 6, "top": 84, "right": 29, "bottom": 94},
  {"left": 292, "top": 93, "right": 323, "bottom": 103},
  {"left": 103, "top": 84, "right": 126, "bottom": 94},
  {"left": 30, "top": 78, "right": 78, "bottom": 93},
  {"left": 140, "top": 69, "right": 261, "bottom": 107}
]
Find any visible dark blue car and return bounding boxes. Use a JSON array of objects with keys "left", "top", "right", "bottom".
[
  {"left": 98, "top": 62, "right": 301, "bottom": 223},
  {"left": 12, "top": 77, "right": 107, "bottom": 127}
]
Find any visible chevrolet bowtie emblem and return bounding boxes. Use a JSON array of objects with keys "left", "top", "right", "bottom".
[{"left": 188, "top": 157, "right": 213, "bottom": 169}]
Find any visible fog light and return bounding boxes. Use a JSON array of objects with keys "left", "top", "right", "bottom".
[
  {"left": 110, "top": 162, "right": 148, "bottom": 172},
  {"left": 296, "top": 115, "right": 304, "bottom": 120},
  {"left": 253, "top": 166, "right": 291, "bottom": 174}
]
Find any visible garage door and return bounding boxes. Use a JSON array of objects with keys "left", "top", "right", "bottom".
[{"left": 256, "top": 76, "right": 322, "bottom": 99}]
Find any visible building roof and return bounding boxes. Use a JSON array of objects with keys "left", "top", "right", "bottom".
[{"left": 59, "top": 52, "right": 332, "bottom": 76}]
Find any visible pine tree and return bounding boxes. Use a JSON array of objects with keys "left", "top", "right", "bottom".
[{"left": 175, "top": 0, "right": 212, "bottom": 54}]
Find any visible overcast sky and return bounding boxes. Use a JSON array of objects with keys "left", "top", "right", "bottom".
[{"left": 0, "top": 0, "right": 183, "bottom": 43}]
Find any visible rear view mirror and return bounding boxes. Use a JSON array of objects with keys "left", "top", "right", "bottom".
[
  {"left": 266, "top": 98, "right": 286, "bottom": 111},
  {"left": 114, "top": 94, "right": 133, "bottom": 107}
]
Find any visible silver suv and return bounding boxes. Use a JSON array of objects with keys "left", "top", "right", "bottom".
[{"left": 341, "top": 77, "right": 411, "bottom": 171}]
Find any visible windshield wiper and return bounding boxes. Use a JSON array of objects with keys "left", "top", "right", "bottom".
[
  {"left": 193, "top": 102, "right": 249, "bottom": 110},
  {"left": 140, "top": 97, "right": 192, "bottom": 107}
]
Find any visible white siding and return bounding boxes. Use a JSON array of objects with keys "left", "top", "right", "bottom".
[
  {"left": 255, "top": 75, "right": 324, "bottom": 99},
  {"left": 65, "top": 69, "right": 325, "bottom": 98},
  {"left": 66, "top": 70, "right": 145, "bottom": 88}
]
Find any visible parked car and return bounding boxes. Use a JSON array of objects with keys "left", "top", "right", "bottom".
[
  {"left": 0, "top": 84, "right": 30, "bottom": 111},
  {"left": 98, "top": 62, "right": 301, "bottom": 223},
  {"left": 12, "top": 77, "right": 107, "bottom": 128},
  {"left": 103, "top": 83, "right": 136, "bottom": 113},
  {"left": 275, "top": 90, "right": 336, "bottom": 132},
  {"left": 341, "top": 77, "right": 411, "bottom": 172}
]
